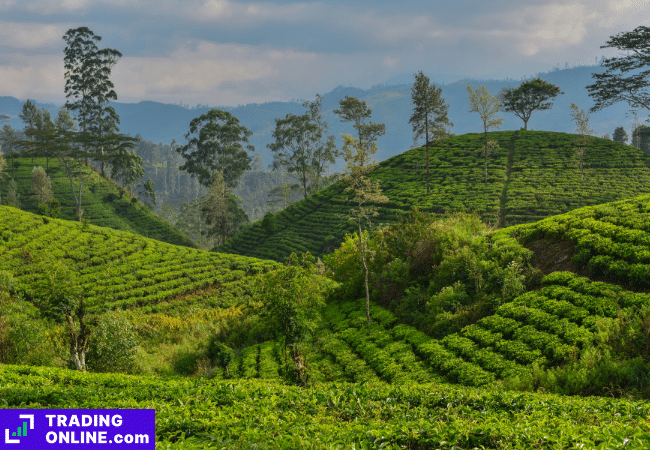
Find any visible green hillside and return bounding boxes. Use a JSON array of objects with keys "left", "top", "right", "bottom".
[
  {"left": 0, "top": 205, "right": 278, "bottom": 316},
  {"left": 216, "top": 130, "right": 650, "bottom": 262},
  {"left": 0, "top": 156, "right": 197, "bottom": 247}
]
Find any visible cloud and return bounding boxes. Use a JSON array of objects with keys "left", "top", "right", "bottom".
[
  {"left": 382, "top": 56, "right": 399, "bottom": 68},
  {"left": 0, "top": 21, "right": 69, "bottom": 50}
]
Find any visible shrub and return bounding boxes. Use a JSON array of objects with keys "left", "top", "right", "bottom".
[{"left": 86, "top": 312, "right": 139, "bottom": 374}]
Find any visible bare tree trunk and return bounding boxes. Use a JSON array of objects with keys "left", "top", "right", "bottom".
[
  {"left": 65, "top": 298, "right": 92, "bottom": 372},
  {"left": 289, "top": 345, "right": 306, "bottom": 384}
]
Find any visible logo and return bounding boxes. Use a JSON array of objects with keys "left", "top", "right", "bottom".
[{"left": 4, "top": 415, "right": 34, "bottom": 444}]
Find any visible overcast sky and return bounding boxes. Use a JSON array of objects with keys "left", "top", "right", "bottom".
[{"left": 0, "top": 0, "right": 647, "bottom": 107}]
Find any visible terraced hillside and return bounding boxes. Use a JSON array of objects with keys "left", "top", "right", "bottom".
[
  {"left": 0, "top": 156, "right": 196, "bottom": 247},
  {"left": 216, "top": 130, "right": 650, "bottom": 262},
  {"left": 0, "top": 205, "right": 278, "bottom": 315}
]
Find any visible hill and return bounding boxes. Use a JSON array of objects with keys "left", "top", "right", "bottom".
[
  {"left": 0, "top": 156, "right": 197, "bottom": 248},
  {"left": 0, "top": 205, "right": 278, "bottom": 315},
  {"left": 1, "top": 65, "right": 634, "bottom": 169},
  {"left": 216, "top": 130, "right": 650, "bottom": 262}
]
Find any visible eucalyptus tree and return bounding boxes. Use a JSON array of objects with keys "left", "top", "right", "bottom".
[
  {"left": 497, "top": 78, "right": 563, "bottom": 130},
  {"left": 409, "top": 71, "right": 453, "bottom": 194},
  {"left": 613, "top": 126, "right": 628, "bottom": 144},
  {"left": 63, "top": 27, "right": 122, "bottom": 166},
  {"left": 267, "top": 94, "right": 337, "bottom": 199},
  {"left": 18, "top": 99, "right": 38, "bottom": 162},
  {"left": 176, "top": 109, "right": 254, "bottom": 189},
  {"left": 586, "top": 25, "right": 650, "bottom": 115},
  {"left": 569, "top": 103, "right": 594, "bottom": 182}
]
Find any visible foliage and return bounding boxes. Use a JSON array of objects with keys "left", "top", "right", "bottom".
[
  {"left": 586, "top": 25, "right": 650, "bottom": 114},
  {"left": 409, "top": 70, "right": 453, "bottom": 193},
  {"left": 205, "top": 337, "right": 234, "bottom": 377},
  {"left": 339, "top": 133, "right": 389, "bottom": 323},
  {"left": 30, "top": 166, "right": 53, "bottom": 205},
  {"left": 4, "top": 178, "right": 20, "bottom": 208},
  {"left": 570, "top": 103, "right": 594, "bottom": 181},
  {"left": 467, "top": 85, "right": 504, "bottom": 187},
  {"left": 267, "top": 94, "right": 338, "bottom": 199},
  {"left": 252, "top": 252, "right": 333, "bottom": 383},
  {"left": 176, "top": 109, "right": 254, "bottom": 189},
  {"left": 613, "top": 126, "right": 629, "bottom": 144},
  {"left": 333, "top": 95, "right": 386, "bottom": 148},
  {"left": 497, "top": 78, "right": 563, "bottom": 130},
  {"left": 86, "top": 311, "right": 139, "bottom": 374}
]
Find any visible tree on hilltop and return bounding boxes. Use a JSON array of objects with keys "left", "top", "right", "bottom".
[
  {"left": 467, "top": 85, "right": 503, "bottom": 187},
  {"left": 586, "top": 25, "right": 650, "bottom": 116},
  {"left": 570, "top": 103, "right": 594, "bottom": 181},
  {"left": 0, "top": 125, "right": 24, "bottom": 178},
  {"left": 497, "top": 78, "right": 563, "bottom": 131},
  {"left": 18, "top": 99, "right": 39, "bottom": 163},
  {"left": 409, "top": 71, "right": 453, "bottom": 194}
]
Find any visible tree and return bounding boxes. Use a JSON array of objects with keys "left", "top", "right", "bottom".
[
  {"left": 586, "top": 25, "right": 650, "bottom": 115},
  {"left": 201, "top": 170, "right": 234, "bottom": 245},
  {"left": 63, "top": 27, "right": 122, "bottom": 165},
  {"left": 0, "top": 125, "right": 24, "bottom": 177},
  {"left": 334, "top": 95, "right": 386, "bottom": 151},
  {"left": 268, "top": 94, "right": 337, "bottom": 199},
  {"left": 18, "top": 128, "right": 138, "bottom": 221},
  {"left": 409, "top": 71, "right": 453, "bottom": 194},
  {"left": 631, "top": 125, "right": 650, "bottom": 153},
  {"left": 497, "top": 78, "right": 563, "bottom": 130},
  {"left": 339, "top": 134, "right": 389, "bottom": 324},
  {"left": 267, "top": 180, "right": 300, "bottom": 211},
  {"left": 137, "top": 178, "right": 156, "bottom": 207},
  {"left": 31, "top": 256, "right": 93, "bottom": 372},
  {"left": 0, "top": 152, "right": 5, "bottom": 184},
  {"left": 18, "top": 99, "right": 38, "bottom": 163},
  {"left": 602, "top": 133, "right": 611, "bottom": 140},
  {"left": 31, "top": 166, "right": 53, "bottom": 205},
  {"left": 111, "top": 149, "right": 144, "bottom": 194},
  {"left": 33, "top": 108, "right": 56, "bottom": 172},
  {"left": 177, "top": 109, "right": 254, "bottom": 189},
  {"left": 4, "top": 179, "right": 19, "bottom": 208},
  {"left": 467, "top": 85, "right": 504, "bottom": 187},
  {"left": 570, "top": 103, "right": 594, "bottom": 181},
  {"left": 253, "top": 252, "right": 332, "bottom": 384},
  {"left": 613, "top": 126, "right": 629, "bottom": 144}
]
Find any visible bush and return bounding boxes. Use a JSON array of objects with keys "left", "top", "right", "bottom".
[{"left": 86, "top": 312, "right": 139, "bottom": 373}]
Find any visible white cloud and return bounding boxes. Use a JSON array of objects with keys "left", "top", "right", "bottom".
[
  {"left": 382, "top": 56, "right": 399, "bottom": 68},
  {"left": 0, "top": 21, "right": 69, "bottom": 50}
]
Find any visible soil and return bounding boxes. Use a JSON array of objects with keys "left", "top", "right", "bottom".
[{"left": 523, "top": 237, "right": 590, "bottom": 277}]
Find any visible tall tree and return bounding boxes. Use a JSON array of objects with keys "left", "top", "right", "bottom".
[
  {"left": 268, "top": 94, "right": 337, "bottom": 199},
  {"left": 570, "top": 103, "right": 594, "bottom": 182},
  {"left": 63, "top": 27, "right": 122, "bottom": 165},
  {"left": 497, "top": 78, "right": 563, "bottom": 130},
  {"left": 110, "top": 149, "right": 145, "bottom": 194},
  {"left": 334, "top": 95, "right": 386, "bottom": 151},
  {"left": 33, "top": 108, "right": 56, "bottom": 171},
  {"left": 0, "top": 125, "right": 24, "bottom": 177},
  {"left": 339, "top": 134, "right": 389, "bottom": 325},
  {"left": 201, "top": 170, "right": 234, "bottom": 245},
  {"left": 613, "top": 126, "right": 629, "bottom": 144},
  {"left": 176, "top": 109, "right": 254, "bottom": 189},
  {"left": 467, "top": 85, "right": 504, "bottom": 187},
  {"left": 586, "top": 25, "right": 650, "bottom": 115},
  {"left": 631, "top": 125, "right": 650, "bottom": 153},
  {"left": 409, "top": 71, "right": 453, "bottom": 194},
  {"left": 18, "top": 99, "right": 38, "bottom": 163}
]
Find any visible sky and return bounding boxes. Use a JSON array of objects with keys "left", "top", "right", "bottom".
[{"left": 0, "top": 0, "right": 648, "bottom": 107}]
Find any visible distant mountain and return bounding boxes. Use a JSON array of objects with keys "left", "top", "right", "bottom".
[{"left": 0, "top": 65, "right": 639, "bottom": 169}]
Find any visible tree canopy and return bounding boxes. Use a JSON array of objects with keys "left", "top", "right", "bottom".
[
  {"left": 586, "top": 25, "right": 650, "bottom": 114},
  {"left": 497, "top": 78, "right": 563, "bottom": 130},
  {"left": 409, "top": 71, "right": 453, "bottom": 194},
  {"left": 176, "top": 109, "right": 254, "bottom": 189}
]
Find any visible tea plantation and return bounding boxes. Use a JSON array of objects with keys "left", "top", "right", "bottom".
[
  {"left": 0, "top": 156, "right": 196, "bottom": 248},
  {"left": 216, "top": 130, "right": 650, "bottom": 262}
]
